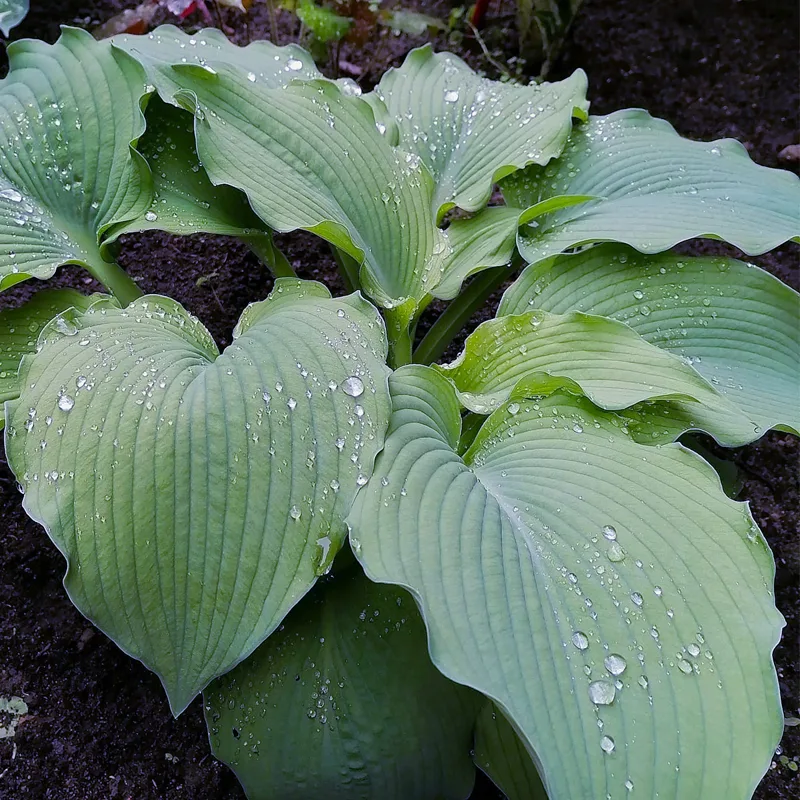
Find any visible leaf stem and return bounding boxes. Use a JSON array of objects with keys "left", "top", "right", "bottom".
[
  {"left": 85, "top": 258, "right": 143, "bottom": 306},
  {"left": 413, "top": 264, "right": 514, "bottom": 366},
  {"left": 330, "top": 246, "right": 362, "bottom": 293},
  {"left": 384, "top": 307, "right": 413, "bottom": 369},
  {"left": 242, "top": 233, "right": 297, "bottom": 278}
]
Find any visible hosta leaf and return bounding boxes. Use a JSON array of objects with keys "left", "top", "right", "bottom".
[
  {"left": 371, "top": 46, "right": 588, "bottom": 217},
  {"left": 349, "top": 365, "right": 783, "bottom": 800},
  {"left": 436, "top": 206, "right": 520, "bottom": 300},
  {"left": 0, "top": 0, "right": 28, "bottom": 36},
  {"left": 501, "top": 245, "right": 800, "bottom": 438},
  {"left": 206, "top": 565, "right": 480, "bottom": 799},
  {"left": 0, "top": 28, "right": 151, "bottom": 291},
  {"left": 503, "top": 110, "right": 800, "bottom": 264},
  {"left": 5, "top": 281, "right": 391, "bottom": 715},
  {"left": 436, "top": 308, "right": 731, "bottom": 415},
  {"left": 114, "top": 25, "right": 323, "bottom": 92},
  {"left": 0, "top": 289, "right": 98, "bottom": 428},
  {"left": 474, "top": 702, "right": 547, "bottom": 800},
  {"left": 115, "top": 29, "right": 448, "bottom": 318},
  {"left": 113, "top": 97, "right": 271, "bottom": 241}
]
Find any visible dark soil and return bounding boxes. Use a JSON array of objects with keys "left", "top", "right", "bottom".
[{"left": 0, "top": 0, "right": 797, "bottom": 798}]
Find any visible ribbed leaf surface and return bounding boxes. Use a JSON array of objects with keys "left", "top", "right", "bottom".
[
  {"left": 0, "top": 28, "right": 151, "bottom": 290},
  {"left": 5, "top": 281, "right": 391, "bottom": 714},
  {"left": 206, "top": 567, "right": 480, "bottom": 799},
  {"left": 349, "top": 366, "right": 783, "bottom": 800},
  {"left": 371, "top": 46, "right": 588, "bottom": 216},
  {"left": 436, "top": 308, "right": 733, "bottom": 415},
  {"left": 503, "top": 110, "right": 800, "bottom": 264},
  {"left": 115, "top": 28, "right": 448, "bottom": 317},
  {"left": 501, "top": 245, "right": 800, "bottom": 438},
  {"left": 0, "top": 289, "right": 97, "bottom": 427}
]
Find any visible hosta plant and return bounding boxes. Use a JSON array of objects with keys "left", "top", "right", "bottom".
[{"left": 1, "top": 25, "right": 798, "bottom": 800}]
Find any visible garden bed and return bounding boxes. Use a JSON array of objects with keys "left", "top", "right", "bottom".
[{"left": 0, "top": 0, "right": 797, "bottom": 797}]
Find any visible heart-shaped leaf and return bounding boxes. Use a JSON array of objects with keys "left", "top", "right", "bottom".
[
  {"left": 0, "top": 289, "right": 98, "bottom": 428},
  {"left": 115, "top": 29, "right": 448, "bottom": 321},
  {"left": 370, "top": 46, "right": 588, "bottom": 217},
  {"left": 0, "top": 28, "right": 151, "bottom": 291},
  {"left": 206, "top": 564, "right": 481, "bottom": 799},
  {"left": 349, "top": 365, "right": 783, "bottom": 800},
  {"left": 5, "top": 281, "right": 391, "bottom": 714},
  {"left": 500, "top": 244, "right": 800, "bottom": 438},
  {"left": 502, "top": 110, "right": 800, "bottom": 265}
]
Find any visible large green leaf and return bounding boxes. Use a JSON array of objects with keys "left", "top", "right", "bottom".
[
  {"left": 0, "top": 289, "right": 98, "bottom": 429},
  {"left": 371, "top": 46, "right": 588, "bottom": 217},
  {"left": 114, "top": 29, "right": 448, "bottom": 320},
  {"left": 474, "top": 702, "right": 547, "bottom": 800},
  {"left": 349, "top": 365, "right": 783, "bottom": 800},
  {"left": 206, "top": 564, "right": 480, "bottom": 799},
  {"left": 502, "top": 110, "right": 800, "bottom": 265},
  {"left": 112, "top": 97, "right": 271, "bottom": 241},
  {"left": 500, "top": 245, "right": 800, "bottom": 437},
  {"left": 435, "top": 308, "right": 733, "bottom": 415},
  {"left": 4, "top": 280, "right": 391, "bottom": 715},
  {"left": 0, "top": 27, "right": 151, "bottom": 291}
]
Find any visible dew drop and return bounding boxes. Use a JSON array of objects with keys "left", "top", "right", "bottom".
[
  {"left": 444, "top": 90, "right": 459, "bottom": 103},
  {"left": 144, "top": 210, "right": 158, "bottom": 222},
  {"left": 607, "top": 542, "right": 625, "bottom": 562},
  {"left": 289, "top": 505, "right": 301, "bottom": 520},
  {"left": 600, "top": 735, "right": 616, "bottom": 754},
  {"left": 604, "top": 654, "right": 627, "bottom": 676},
  {"left": 677, "top": 659, "right": 693, "bottom": 674},
  {"left": 630, "top": 591, "right": 643, "bottom": 607},
  {"left": 572, "top": 631, "right": 589, "bottom": 650},
  {"left": 508, "top": 402, "right": 520, "bottom": 415},
  {"left": 342, "top": 376, "right": 364, "bottom": 397},
  {"left": 0, "top": 187, "right": 23, "bottom": 202},
  {"left": 588, "top": 680, "right": 616, "bottom": 705},
  {"left": 287, "top": 58, "right": 303, "bottom": 71},
  {"left": 58, "top": 394, "right": 74, "bottom": 412},
  {"left": 602, "top": 525, "right": 617, "bottom": 541}
]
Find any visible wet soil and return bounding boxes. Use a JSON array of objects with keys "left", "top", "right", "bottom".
[{"left": 0, "top": 0, "right": 797, "bottom": 797}]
